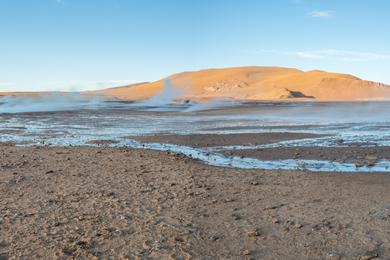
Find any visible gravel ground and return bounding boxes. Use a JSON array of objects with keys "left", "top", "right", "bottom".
[{"left": 1, "top": 144, "right": 390, "bottom": 259}]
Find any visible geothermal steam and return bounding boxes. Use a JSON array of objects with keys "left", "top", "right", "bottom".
[
  {"left": 0, "top": 93, "right": 106, "bottom": 114},
  {"left": 139, "top": 79, "right": 182, "bottom": 107}
]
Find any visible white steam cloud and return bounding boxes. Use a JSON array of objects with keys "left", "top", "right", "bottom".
[
  {"left": 138, "top": 79, "right": 183, "bottom": 107},
  {"left": 0, "top": 93, "right": 106, "bottom": 114}
]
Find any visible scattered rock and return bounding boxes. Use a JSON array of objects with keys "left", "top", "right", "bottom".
[
  {"left": 365, "top": 155, "right": 378, "bottom": 161},
  {"left": 231, "top": 213, "right": 241, "bottom": 220},
  {"left": 247, "top": 228, "right": 260, "bottom": 237},
  {"left": 209, "top": 235, "right": 220, "bottom": 241},
  {"left": 242, "top": 249, "right": 251, "bottom": 256},
  {"left": 326, "top": 252, "right": 342, "bottom": 260},
  {"left": 293, "top": 223, "right": 304, "bottom": 229},
  {"left": 355, "top": 162, "right": 365, "bottom": 168},
  {"left": 358, "top": 252, "right": 378, "bottom": 260}
]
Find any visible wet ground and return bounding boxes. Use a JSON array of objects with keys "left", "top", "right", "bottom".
[
  {"left": 2, "top": 101, "right": 390, "bottom": 259},
  {"left": 2, "top": 101, "right": 390, "bottom": 172}
]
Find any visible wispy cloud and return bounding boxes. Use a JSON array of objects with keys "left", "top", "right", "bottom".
[
  {"left": 309, "top": 10, "right": 333, "bottom": 18},
  {"left": 95, "top": 80, "right": 137, "bottom": 88},
  {"left": 292, "top": 50, "right": 390, "bottom": 61},
  {"left": 259, "top": 49, "right": 390, "bottom": 62},
  {"left": 0, "top": 82, "right": 15, "bottom": 87},
  {"left": 48, "top": 80, "right": 139, "bottom": 92}
]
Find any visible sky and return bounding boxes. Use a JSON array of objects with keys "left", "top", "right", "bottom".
[{"left": 1, "top": 0, "right": 390, "bottom": 91}]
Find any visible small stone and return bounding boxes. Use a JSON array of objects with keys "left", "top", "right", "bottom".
[
  {"left": 294, "top": 223, "right": 303, "bottom": 229},
  {"left": 326, "top": 252, "right": 341, "bottom": 260},
  {"left": 365, "top": 155, "right": 378, "bottom": 161},
  {"left": 231, "top": 213, "right": 241, "bottom": 220},
  {"left": 62, "top": 247, "right": 75, "bottom": 256},
  {"left": 355, "top": 162, "right": 365, "bottom": 168},
  {"left": 365, "top": 161, "right": 375, "bottom": 167},
  {"left": 209, "top": 235, "right": 220, "bottom": 241},
  {"left": 74, "top": 240, "right": 88, "bottom": 247},
  {"left": 142, "top": 240, "right": 152, "bottom": 249},
  {"left": 242, "top": 250, "right": 251, "bottom": 256},
  {"left": 359, "top": 253, "right": 379, "bottom": 260},
  {"left": 172, "top": 255, "right": 185, "bottom": 260},
  {"left": 247, "top": 228, "right": 260, "bottom": 237},
  {"left": 174, "top": 237, "right": 184, "bottom": 243}
]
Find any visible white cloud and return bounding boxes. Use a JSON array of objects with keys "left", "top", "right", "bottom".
[
  {"left": 309, "top": 10, "right": 333, "bottom": 18},
  {"left": 292, "top": 50, "right": 390, "bottom": 61},
  {"left": 95, "top": 80, "right": 138, "bottom": 88},
  {"left": 0, "top": 82, "right": 15, "bottom": 87},
  {"left": 259, "top": 49, "right": 390, "bottom": 62}
]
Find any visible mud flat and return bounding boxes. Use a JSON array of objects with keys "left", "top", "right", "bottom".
[
  {"left": 130, "top": 132, "right": 326, "bottom": 148},
  {"left": 222, "top": 146, "right": 390, "bottom": 166},
  {"left": 1, "top": 144, "right": 390, "bottom": 259}
]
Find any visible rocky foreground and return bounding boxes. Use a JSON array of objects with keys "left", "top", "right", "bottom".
[{"left": 1, "top": 145, "right": 390, "bottom": 259}]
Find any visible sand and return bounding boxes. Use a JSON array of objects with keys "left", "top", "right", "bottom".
[
  {"left": 90, "top": 66, "right": 390, "bottom": 102},
  {"left": 4, "top": 67, "right": 390, "bottom": 102},
  {"left": 1, "top": 143, "right": 390, "bottom": 259}
]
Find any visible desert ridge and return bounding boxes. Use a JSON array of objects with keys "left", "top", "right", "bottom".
[
  {"left": 91, "top": 66, "right": 390, "bottom": 102},
  {"left": 2, "top": 66, "right": 390, "bottom": 102}
]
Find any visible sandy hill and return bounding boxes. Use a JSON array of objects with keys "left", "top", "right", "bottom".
[
  {"left": 2, "top": 67, "right": 390, "bottom": 102},
  {"left": 91, "top": 66, "right": 390, "bottom": 102}
]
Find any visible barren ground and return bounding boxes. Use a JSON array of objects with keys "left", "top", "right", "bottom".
[{"left": 1, "top": 144, "right": 390, "bottom": 259}]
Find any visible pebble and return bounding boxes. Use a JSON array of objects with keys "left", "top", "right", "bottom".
[
  {"left": 355, "top": 162, "right": 365, "bottom": 168},
  {"left": 247, "top": 228, "right": 260, "bottom": 237},
  {"left": 231, "top": 213, "right": 241, "bottom": 220},
  {"left": 365, "top": 161, "right": 375, "bottom": 167},
  {"left": 293, "top": 223, "right": 304, "bottom": 229},
  {"left": 365, "top": 155, "right": 378, "bottom": 161},
  {"left": 209, "top": 235, "right": 220, "bottom": 241},
  {"left": 242, "top": 250, "right": 251, "bottom": 256},
  {"left": 358, "top": 253, "right": 379, "bottom": 260},
  {"left": 326, "top": 252, "right": 342, "bottom": 260}
]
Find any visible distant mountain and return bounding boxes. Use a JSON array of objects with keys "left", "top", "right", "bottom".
[
  {"left": 3, "top": 67, "right": 390, "bottom": 102},
  {"left": 92, "top": 66, "right": 390, "bottom": 101}
]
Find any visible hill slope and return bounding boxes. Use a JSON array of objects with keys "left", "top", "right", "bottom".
[{"left": 92, "top": 66, "right": 390, "bottom": 102}]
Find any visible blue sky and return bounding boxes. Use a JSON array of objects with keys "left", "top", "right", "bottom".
[{"left": 1, "top": 0, "right": 390, "bottom": 91}]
